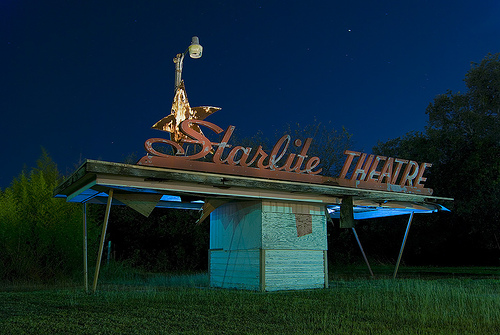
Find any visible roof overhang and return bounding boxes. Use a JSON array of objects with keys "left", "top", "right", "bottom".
[{"left": 54, "top": 160, "right": 452, "bottom": 219}]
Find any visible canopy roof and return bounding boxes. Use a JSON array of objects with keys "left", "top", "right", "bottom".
[{"left": 54, "top": 160, "right": 451, "bottom": 219}]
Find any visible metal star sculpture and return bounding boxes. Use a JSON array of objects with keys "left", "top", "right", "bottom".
[{"left": 151, "top": 80, "right": 221, "bottom": 143}]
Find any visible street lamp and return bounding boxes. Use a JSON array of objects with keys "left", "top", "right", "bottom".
[{"left": 173, "top": 36, "right": 203, "bottom": 91}]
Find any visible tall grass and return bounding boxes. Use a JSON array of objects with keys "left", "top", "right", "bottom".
[
  {"left": 331, "top": 278, "right": 500, "bottom": 330},
  {"left": 98, "top": 261, "right": 209, "bottom": 288},
  {"left": 2, "top": 275, "right": 500, "bottom": 334}
]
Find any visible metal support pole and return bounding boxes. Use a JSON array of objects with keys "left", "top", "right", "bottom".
[
  {"left": 174, "top": 52, "right": 185, "bottom": 91},
  {"left": 92, "top": 189, "right": 114, "bottom": 293},
  {"left": 393, "top": 212, "right": 414, "bottom": 279},
  {"left": 352, "top": 228, "right": 374, "bottom": 278},
  {"left": 83, "top": 203, "right": 88, "bottom": 293}
]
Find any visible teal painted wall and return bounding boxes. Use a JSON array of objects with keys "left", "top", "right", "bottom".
[
  {"left": 209, "top": 200, "right": 328, "bottom": 291},
  {"left": 210, "top": 249, "right": 260, "bottom": 290}
]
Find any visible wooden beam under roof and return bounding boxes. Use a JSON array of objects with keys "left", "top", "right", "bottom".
[{"left": 54, "top": 159, "right": 453, "bottom": 206}]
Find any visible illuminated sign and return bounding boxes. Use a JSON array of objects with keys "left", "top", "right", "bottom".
[
  {"left": 138, "top": 81, "right": 433, "bottom": 195},
  {"left": 337, "top": 150, "right": 432, "bottom": 195},
  {"left": 138, "top": 119, "right": 323, "bottom": 183},
  {"left": 137, "top": 119, "right": 433, "bottom": 195}
]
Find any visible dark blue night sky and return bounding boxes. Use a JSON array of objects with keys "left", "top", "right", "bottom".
[{"left": 1, "top": 1, "right": 499, "bottom": 188}]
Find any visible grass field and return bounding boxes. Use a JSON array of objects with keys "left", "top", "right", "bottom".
[{"left": 1, "top": 267, "right": 500, "bottom": 334}]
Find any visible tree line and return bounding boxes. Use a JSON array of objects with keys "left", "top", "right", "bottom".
[{"left": 368, "top": 53, "right": 500, "bottom": 265}]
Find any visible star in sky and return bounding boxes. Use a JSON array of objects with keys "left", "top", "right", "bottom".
[{"left": 151, "top": 81, "right": 221, "bottom": 143}]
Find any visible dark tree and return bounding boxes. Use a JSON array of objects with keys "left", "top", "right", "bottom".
[{"left": 374, "top": 53, "right": 500, "bottom": 265}]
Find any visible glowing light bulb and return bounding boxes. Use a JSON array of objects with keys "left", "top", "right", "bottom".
[{"left": 188, "top": 36, "right": 203, "bottom": 59}]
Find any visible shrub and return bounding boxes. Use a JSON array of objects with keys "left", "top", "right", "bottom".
[{"left": 0, "top": 150, "right": 83, "bottom": 282}]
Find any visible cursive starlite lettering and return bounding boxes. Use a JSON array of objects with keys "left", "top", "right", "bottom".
[{"left": 144, "top": 119, "right": 322, "bottom": 175}]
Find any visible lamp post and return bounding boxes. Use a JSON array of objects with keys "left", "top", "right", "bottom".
[{"left": 173, "top": 36, "right": 203, "bottom": 91}]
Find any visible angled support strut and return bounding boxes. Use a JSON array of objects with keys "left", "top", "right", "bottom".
[
  {"left": 92, "top": 189, "right": 114, "bottom": 293},
  {"left": 393, "top": 212, "right": 414, "bottom": 279}
]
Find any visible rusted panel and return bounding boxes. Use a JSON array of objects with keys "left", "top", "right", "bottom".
[{"left": 295, "top": 214, "right": 313, "bottom": 237}]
